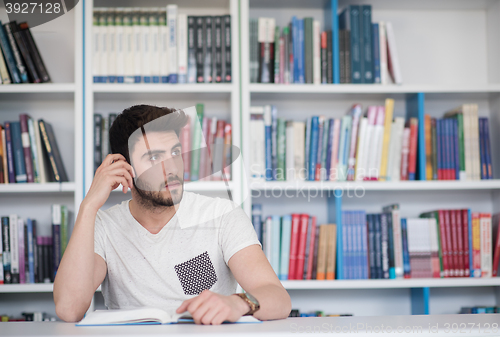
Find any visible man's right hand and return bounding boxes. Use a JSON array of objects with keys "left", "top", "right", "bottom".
[{"left": 83, "top": 154, "right": 135, "bottom": 211}]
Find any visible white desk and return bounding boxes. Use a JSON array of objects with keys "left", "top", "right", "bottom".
[{"left": 1, "top": 314, "right": 499, "bottom": 337}]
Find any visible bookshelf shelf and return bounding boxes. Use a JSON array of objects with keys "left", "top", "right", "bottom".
[
  {"left": 281, "top": 278, "right": 500, "bottom": 290},
  {"left": 111, "top": 181, "right": 234, "bottom": 194},
  {"left": 0, "top": 284, "right": 102, "bottom": 293},
  {"left": 249, "top": 84, "right": 500, "bottom": 95},
  {"left": 0, "top": 183, "right": 76, "bottom": 193},
  {"left": 92, "top": 84, "right": 235, "bottom": 94},
  {"left": 0, "top": 83, "right": 76, "bottom": 94},
  {"left": 249, "top": 180, "right": 500, "bottom": 191}
]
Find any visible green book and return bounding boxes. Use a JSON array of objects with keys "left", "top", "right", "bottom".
[
  {"left": 60, "top": 205, "right": 68, "bottom": 257},
  {"left": 304, "top": 18, "right": 314, "bottom": 84},
  {"left": 321, "top": 119, "right": 329, "bottom": 181},
  {"left": 455, "top": 114, "right": 465, "bottom": 179},
  {"left": 274, "top": 26, "right": 280, "bottom": 83},
  {"left": 277, "top": 118, "right": 286, "bottom": 181},
  {"left": 190, "top": 103, "right": 204, "bottom": 181}
]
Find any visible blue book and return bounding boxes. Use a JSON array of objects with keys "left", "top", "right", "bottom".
[
  {"left": 264, "top": 106, "right": 273, "bottom": 181},
  {"left": 4, "top": 122, "right": 15, "bottom": 183},
  {"left": 308, "top": 117, "right": 319, "bottom": 181},
  {"left": 325, "top": 119, "right": 335, "bottom": 180},
  {"left": 10, "top": 122, "right": 27, "bottom": 183},
  {"left": 305, "top": 117, "right": 312, "bottom": 180},
  {"left": 359, "top": 211, "right": 368, "bottom": 279},
  {"left": 337, "top": 116, "right": 352, "bottom": 181},
  {"left": 367, "top": 214, "right": 376, "bottom": 278},
  {"left": 271, "top": 106, "right": 278, "bottom": 180},
  {"left": 298, "top": 19, "right": 305, "bottom": 83},
  {"left": 482, "top": 118, "right": 493, "bottom": 179},
  {"left": 331, "top": 0, "right": 340, "bottom": 84},
  {"left": 354, "top": 211, "right": 362, "bottom": 279},
  {"left": 374, "top": 214, "right": 383, "bottom": 279},
  {"left": 270, "top": 215, "right": 281, "bottom": 276},
  {"left": 0, "top": 22, "right": 21, "bottom": 83},
  {"left": 342, "top": 211, "right": 348, "bottom": 278},
  {"left": 360, "top": 5, "right": 373, "bottom": 83},
  {"left": 436, "top": 119, "right": 442, "bottom": 179},
  {"left": 385, "top": 211, "right": 395, "bottom": 279},
  {"left": 279, "top": 215, "right": 292, "bottom": 280},
  {"left": 320, "top": 118, "right": 329, "bottom": 181},
  {"left": 339, "top": 6, "right": 361, "bottom": 83},
  {"left": 401, "top": 218, "right": 411, "bottom": 277},
  {"left": 26, "top": 219, "right": 35, "bottom": 284},
  {"left": 292, "top": 17, "right": 300, "bottom": 83},
  {"left": 405, "top": 94, "right": 426, "bottom": 180},
  {"left": 316, "top": 118, "right": 324, "bottom": 180},
  {"left": 251, "top": 204, "right": 263, "bottom": 244},
  {"left": 372, "top": 23, "right": 381, "bottom": 83}
]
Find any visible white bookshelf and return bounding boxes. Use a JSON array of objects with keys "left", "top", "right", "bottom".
[
  {"left": 0, "top": 1, "right": 84, "bottom": 320},
  {"left": 240, "top": 0, "right": 500, "bottom": 317}
]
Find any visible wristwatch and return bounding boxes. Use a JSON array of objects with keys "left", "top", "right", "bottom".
[{"left": 235, "top": 292, "right": 260, "bottom": 316}]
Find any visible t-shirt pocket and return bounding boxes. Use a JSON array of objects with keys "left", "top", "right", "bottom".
[{"left": 174, "top": 251, "right": 218, "bottom": 295}]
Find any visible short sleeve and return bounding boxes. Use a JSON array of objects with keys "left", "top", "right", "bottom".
[
  {"left": 219, "top": 204, "right": 261, "bottom": 265},
  {"left": 94, "top": 211, "right": 107, "bottom": 261}
]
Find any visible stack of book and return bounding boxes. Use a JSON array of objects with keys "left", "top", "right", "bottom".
[
  {"left": 289, "top": 309, "right": 353, "bottom": 317},
  {"left": 94, "top": 104, "right": 232, "bottom": 181},
  {"left": 0, "top": 312, "right": 55, "bottom": 322},
  {"left": 250, "top": 17, "right": 334, "bottom": 84},
  {"left": 339, "top": 5, "right": 401, "bottom": 84},
  {"left": 0, "top": 115, "right": 68, "bottom": 184},
  {"left": 0, "top": 21, "right": 51, "bottom": 84},
  {"left": 249, "top": 101, "right": 492, "bottom": 182},
  {"left": 93, "top": 6, "right": 231, "bottom": 84},
  {"left": 252, "top": 204, "right": 500, "bottom": 280},
  {"left": 459, "top": 307, "right": 500, "bottom": 314},
  {"left": 0, "top": 205, "right": 70, "bottom": 285}
]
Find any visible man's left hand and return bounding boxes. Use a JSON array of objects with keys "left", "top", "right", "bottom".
[{"left": 176, "top": 290, "right": 249, "bottom": 325}]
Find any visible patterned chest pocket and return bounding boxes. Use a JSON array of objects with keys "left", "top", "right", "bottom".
[{"left": 174, "top": 251, "right": 218, "bottom": 295}]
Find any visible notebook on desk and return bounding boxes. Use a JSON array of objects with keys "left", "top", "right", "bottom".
[{"left": 76, "top": 307, "right": 261, "bottom": 326}]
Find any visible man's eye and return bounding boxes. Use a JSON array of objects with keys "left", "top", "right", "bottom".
[
  {"left": 172, "top": 149, "right": 181, "bottom": 156},
  {"left": 149, "top": 154, "right": 159, "bottom": 161}
]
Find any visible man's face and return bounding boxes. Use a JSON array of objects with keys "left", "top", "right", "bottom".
[{"left": 130, "top": 130, "right": 184, "bottom": 207}]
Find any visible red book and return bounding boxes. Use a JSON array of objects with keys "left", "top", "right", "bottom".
[
  {"left": 222, "top": 123, "right": 232, "bottom": 180},
  {"left": 288, "top": 214, "right": 301, "bottom": 280},
  {"left": 295, "top": 214, "right": 310, "bottom": 280},
  {"left": 443, "top": 210, "right": 455, "bottom": 277},
  {"left": 180, "top": 116, "right": 191, "bottom": 181},
  {"left": 438, "top": 210, "right": 450, "bottom": 277},
  {"left": 462, "top": 209, "right": 470, "bottom": 277},
  {"left": 407, "top": 118, "right": 418, "bottom": 180},
  {"left": 455, "top": 209, "right": 465, "bottom": 277},
  {"left": 449, "top": 210, "right": 460, "bottom": 277},
  {"left": 19, "top": 114, "right": 34, "bottom": 183},
  {"left": 492, "top": 214, "right": 500, "bottom": 277},
  {"left": 305, "top": 216, "right": 317, "bottom": 280},
  {"left": 211, "top": 120, "right": 226, "bottom": 181}
]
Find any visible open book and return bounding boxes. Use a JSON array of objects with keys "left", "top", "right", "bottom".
[{"left": 76, "top": 307, "right": 261, "bottom": 326}]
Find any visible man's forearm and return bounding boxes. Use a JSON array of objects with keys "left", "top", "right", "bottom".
[
  {"left": 245, "top": 284, "right": 292, "bottom": 321},
  {"left": 53, "top": 202, "right": 99, "bottom": 321}
]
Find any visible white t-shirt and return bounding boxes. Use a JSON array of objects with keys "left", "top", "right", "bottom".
[{"left": 94, "top": 191, "right": 261, "bottom": 311}]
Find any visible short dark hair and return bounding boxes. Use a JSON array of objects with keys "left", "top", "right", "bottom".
[{"left": 109, "top": 104, "right": 188, "bottom": 163}]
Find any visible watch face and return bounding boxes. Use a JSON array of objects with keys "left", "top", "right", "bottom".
[{"left": 246, "top": 292, "right": 260, "bottom": 307}]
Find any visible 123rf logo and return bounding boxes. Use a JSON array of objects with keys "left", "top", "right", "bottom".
[{"left": 2, "top": 0, "right": 79, "bottom": 28}]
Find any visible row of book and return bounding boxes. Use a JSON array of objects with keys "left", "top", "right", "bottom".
[
  {"left": 459, "top": 307, "right": 500, "bottom": 314},
  {"left": 93, "top": 7, "right": 232, "bottom": 84},
  {"left": 0, "top": 205, "right": 70, "bottom": 284},
  {"left": 252, "top": 204, "right": 500, "bottom": 280},
  {"left": 0, "top": 313, "right": 56, "bottom": 322},
  {"left": 289, "top": 309, "right": 352, "bottom": 317},
  {"left": 339, "top": 5, "right": 401, "bottom": 84},
  {"left": 93, "top": 104, "right": 233, "bottom": 181},
  {"left": 0, "top": 116, "right": 68, "bottom": 184},
  {"left": 250, "top": 17, "right": 334, "bottom": 84},
  {"left": 249, "top": 101, "right": 492, "bottom": 182},
  {"left": 0, "top": 20, "right": 51, "bottom": 84}
]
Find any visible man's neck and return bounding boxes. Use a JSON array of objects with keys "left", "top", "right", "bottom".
[{"left": 128, "top": 198, "right": 179, "bottom": 235}]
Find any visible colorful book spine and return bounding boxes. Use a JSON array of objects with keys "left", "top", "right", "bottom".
[
  {"left": 372, "top": 23, "right": 381, "bottom": 83},
  {"left": 279, "top": 215, "right": 292, "bottom": 280}
]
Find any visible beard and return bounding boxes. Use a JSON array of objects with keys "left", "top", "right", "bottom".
[{"left": 132, "top": 176, "right": 184, "bottom": 210}]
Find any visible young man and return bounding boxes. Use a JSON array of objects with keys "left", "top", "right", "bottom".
[{"left": 53, "top": 105, "right": 291, "bottom": 324}]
